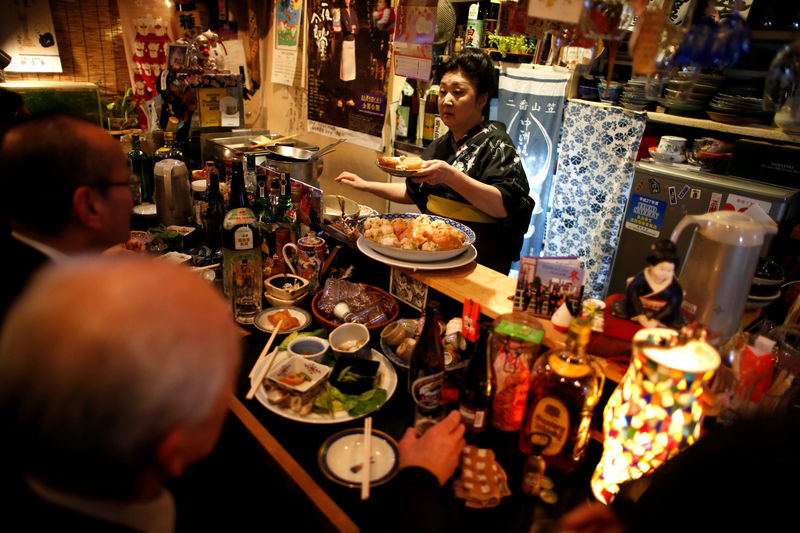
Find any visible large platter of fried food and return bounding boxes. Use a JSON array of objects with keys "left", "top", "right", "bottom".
[
  {"left": 358, "top": 213, "right": 476, "bottom": 262},
  {"left": 375, "top": 155, "right": 425, "bottom": 177}
]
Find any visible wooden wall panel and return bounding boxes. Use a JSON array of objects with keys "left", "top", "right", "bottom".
[{"left": 4, "top": 0, "right": 129, "bottom": 99}]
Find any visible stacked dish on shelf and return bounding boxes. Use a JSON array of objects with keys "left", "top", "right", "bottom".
[
  {"left": 659, "top": 72, "right": 724, "bottom": 116},
  {"left": 620, "top": 78, "right": 649, "bottom": 111},
  {"left": 707, "top": 93, "right": 771, "bottom": 125}
]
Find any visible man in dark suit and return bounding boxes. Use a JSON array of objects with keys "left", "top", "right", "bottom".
[{"left": 0, "top": 114, "right": 141, "bottom": 322}]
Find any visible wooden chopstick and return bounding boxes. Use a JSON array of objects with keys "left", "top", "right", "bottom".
[
  {"left": 361, "top": 416, "right": 372, "bottom": 500},
  {"left": 246, "top": 347, "right": 279, "bottom": 400},
  {"left": 248, "top": 319, "right": 284, "bottom": 378}
]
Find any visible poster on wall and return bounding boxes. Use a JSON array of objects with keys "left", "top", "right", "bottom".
[
  {"left": 392, "top": 0, "right": 436, "bottom": 81},
  {"left": 271, "top": 0, "right": 304, "bottom": 87},
  {"left": 117, "top": 1, "right": 176, "bottom": 101},
  {"left": 306, "top": 0, "right": 392, "bottom": 151},
  {"left": 1, "top": 0, "right": 62, "bottom": 73}
]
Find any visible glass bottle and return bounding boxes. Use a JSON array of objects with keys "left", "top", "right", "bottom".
[
  {"left": 409, "top": 300, "right": 446, "bottom": 435},
  {"left": 227, "top": 157, "right": 250, "bottom": 210},
  {"left": 396, "top": 80, "right": 413, "bottom": 142},
  {"left": 458, "top": 321, "right": 493, "bottom": 433},
  {"left": 422, "top": 85, "right": 439, "bottom": 146},
  {"left": 519, "top": 317, "right": 604, "bottom": 474},
  {"left": 222, "top": 168, "right": 262, "bottom": 323},
  {"left": 128, "top": 134, "right": 153, "bottom": 204},
  {"left": 154, "top": 131, "right": 181, "bottom": 164},
  {"left": 244, "top": 153, "right": 257, "bottom": 206},
  {"left": 273, "top": 173, "right": 296, "bottom": 254},
  {"left": 204, "top": 160, "right": 225, "bottom": 256},
  {"left": 464, "top": 2, "right": 484, "bottom": 48}
]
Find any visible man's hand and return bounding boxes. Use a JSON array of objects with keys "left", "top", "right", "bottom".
[{"left": 397, "top": 410, "right": 466, "bottom": 486}]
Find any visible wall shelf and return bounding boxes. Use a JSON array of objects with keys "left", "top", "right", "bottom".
[{"left": 645, "top": 111, "right": 800, "bottom": 144}]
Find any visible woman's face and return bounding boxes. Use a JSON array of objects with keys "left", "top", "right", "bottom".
[
  {"left": 438, "top": 69, "right": 487, "bottom": 137},
  {"left": 650, "top": 261, "right": 675, "bottom": 284}
]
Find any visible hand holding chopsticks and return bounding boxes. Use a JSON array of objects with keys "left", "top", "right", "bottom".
[
  {"left": 361, "top": 416, "right": 372, "bottom": 500},
  {"left": 246, "top": 319, "right": 284, "bottom": 400}
]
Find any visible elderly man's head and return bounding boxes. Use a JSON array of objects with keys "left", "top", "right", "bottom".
[
  {"left": 0, "top": 256, "right": 240, "bottom": 498},
  {"left": 0, "top": 115, "right": 134, "bottom": 251}
]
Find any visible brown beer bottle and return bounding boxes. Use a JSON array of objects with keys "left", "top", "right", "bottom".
[
  {"left": 409, "top": 300, "right": 446, "bottom": 434},
  {"left": 458, "top": 321, "right": 493, "bottom": 433}
]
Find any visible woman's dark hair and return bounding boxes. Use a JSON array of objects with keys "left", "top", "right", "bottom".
[
  {"left": 437, "top": 48, "right": 497, "bottom": 107},
  {"left": 646, "top": 239, "right": 680, "bottom": 268}
]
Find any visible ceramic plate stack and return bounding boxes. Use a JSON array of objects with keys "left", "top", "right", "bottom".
[
  {"left": 708, "top": 93, "right": 771, "bottom": 125},
  {"left": 660, "top": 72, "right": 723, "bottom": 116},
  {"left": 620, "top": 78, "right": 649, "bottom": 111}
]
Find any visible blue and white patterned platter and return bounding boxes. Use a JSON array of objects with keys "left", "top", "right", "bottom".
[{"left": 358, "top": 213, "right": 476, "bottom": 263}]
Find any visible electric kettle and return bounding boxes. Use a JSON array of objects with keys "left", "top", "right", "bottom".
[
  {"left": 154, "top": 159, "right": 192, "bottom": 226},
  {"left": 670, "top": 210, "right": 777, "bottom": 344}
]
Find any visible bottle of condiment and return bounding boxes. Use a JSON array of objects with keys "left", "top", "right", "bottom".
[
  {"left": 244, "top": 153, "right": 257, "bottom": 206},
  {"left": 154, "top": 131, "right": 183, "bottom": 164},
  {"left": 191, "top": 179, "right": 208, "bottom": 230},
  {"left": 204, "top": 160, "right": 225, "bottom": 257},
  {"left": 128, "top": 134, "right": 153, "bottom": 204},
  {"left": 520, "top": 317, "right": 603, "bottom": 474},
  {"left": 458, "top": 320, "right": 493, "bottom": 433},
  {"left": 409, "top": 300, "right": 446, "bottom": 434},
  {"left": 422, "top": 85, "right": 439, "bottom": 146}
]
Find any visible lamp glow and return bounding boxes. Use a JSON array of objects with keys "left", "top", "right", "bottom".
[{"left": 591, "top": 328, "right": 720, "bottom": 504}]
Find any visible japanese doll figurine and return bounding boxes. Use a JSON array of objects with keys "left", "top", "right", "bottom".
[{"left": 609, "top": 239, "right": 687, "bottom": 330}]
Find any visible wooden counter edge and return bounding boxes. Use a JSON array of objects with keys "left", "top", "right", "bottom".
[{"left": 228, "top": 395, "right": 360, "bottom": 533}]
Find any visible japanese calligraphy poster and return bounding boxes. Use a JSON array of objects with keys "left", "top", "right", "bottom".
[
  {"left": 1, "top": 0, "right": 62, "bottom": 72},
  {"left": 306, "top": 0, "right": 392, "bottom": 151},
  {"left": 496, "top": 66, "right": 569, "bottom": 258},
  {"left": 117, "top": 0, "right": 176, "bottom": 100}
]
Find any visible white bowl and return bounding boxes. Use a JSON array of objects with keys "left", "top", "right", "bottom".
[
  {"left": 649, "top": 146, "right": 685, "bottom": 164},
  {"left": 322, "top": 194, "right": 360, "bottom": 221},
  {"left": 329, "top": 323, "right": 371, "bottom": 359},
  {"left": 265, "top": 274, "right": 310, "bottom": 300},
  {"left": 264, "top": 291, "right": 308, "bottom": 308},
  {"left": 287, "top": 336, "right": 330, "bottom": 363}
]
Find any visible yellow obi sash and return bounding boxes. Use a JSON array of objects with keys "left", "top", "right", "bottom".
[{"left": 426, "top": 194, "right": 497, "bottom": 224}]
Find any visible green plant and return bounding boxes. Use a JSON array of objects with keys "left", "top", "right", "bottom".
[
  {"left": 487, "top": 32, "right": 536, "bottom": 57},
  {"left": 100, "top": 85, "right": 137, "bottom": 129}
]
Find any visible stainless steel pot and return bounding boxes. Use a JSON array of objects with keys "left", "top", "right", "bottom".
[{"left": 262, "top": 139, "right": 345, "bottom": 186}]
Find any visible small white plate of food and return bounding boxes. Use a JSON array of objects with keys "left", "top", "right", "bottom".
[
  {"left": 375, "top": 155, "right": 425, "bottom": 177},
  {"left": 253, "top": 307, "right": 311, "bottom": 334}
]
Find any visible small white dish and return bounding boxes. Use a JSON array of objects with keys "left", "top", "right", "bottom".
[
  {"left": 329, "top": 323, "right": 371, "bottom": 359},
  {"left": 318, "top": 428, "right": 399, "bottom": 487},
  {"left": 133, "top": 203, "right": 157, "bottom": 216},
  {"left": 268, "top": 355, "right": 331, "bottom": 393},
  {"left": 264, "top": 291, "right": 308, "bottom": 308},
  {"left": 287, "top": 336, "right": 330, "bottom": 363},
  {"left": 254, "top": 307, "right": 311, "bottom": 334}
]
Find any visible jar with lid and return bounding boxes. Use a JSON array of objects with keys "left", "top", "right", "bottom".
[{"left": 489, "top": 312, "right": 545, "bottom": 432}]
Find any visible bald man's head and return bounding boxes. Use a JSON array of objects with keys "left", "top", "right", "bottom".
[{"left": 0, "top": 256, "right": 240, "bottom": 494}]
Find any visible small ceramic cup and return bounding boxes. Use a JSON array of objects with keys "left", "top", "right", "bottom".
[
  {"left": 287, "top": 336, "right": 330, "bottom": 363},
  {"left": 329, "top": 323, "right": 371, "bottom": 359},
  {"left": 657, "top": 136, "right": 687, "bottom": 155}
]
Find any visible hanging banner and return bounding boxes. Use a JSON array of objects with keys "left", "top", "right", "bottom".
[
  {"left": 272, "top": 0, "right": 304, "bottom": 86},
  {"left": 117, "top": 1, "right": 177, "bottom": 101},
  {"left": 496, "top": 66, "right": 569, "bottom": 262},
  {"left": 1, "top": 0, "right": 62, "bottom": 72},
  {"left": 307, "top": 0, "right": 391, "bottom": 150}
]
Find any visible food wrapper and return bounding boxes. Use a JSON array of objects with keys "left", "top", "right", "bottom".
[{"left": 452, "top": 445, "right": 511, "bottom": 508}]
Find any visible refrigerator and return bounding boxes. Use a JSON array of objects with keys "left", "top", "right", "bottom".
[{"left": 605, "top": 161, "right": 800, "bottom": 298}]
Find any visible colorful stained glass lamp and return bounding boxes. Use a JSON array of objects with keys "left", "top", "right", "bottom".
[{"left": 591, "top": 326, "right": 720, "bottom": 504}]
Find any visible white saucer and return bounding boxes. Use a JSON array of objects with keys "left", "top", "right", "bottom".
[{"left": 318, "top": 428, "right": 399, "bottom": 487}]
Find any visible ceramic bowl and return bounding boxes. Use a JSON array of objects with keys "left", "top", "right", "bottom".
[
  {"left": 322, "top": 194, "right": 360, "bottom": 221},
  {"left": 287, "top": 336, "right": 330, "bottom": 363},
  {"left": 264, "top": 291, "right": 308, "bottom": 308},
  {"left": 265, "top": 274, "right": 310, "bottom": 300},
  {"left": 380, "top": 318, "right": 418, "bottom": 347},
  {"left": 268, "top": 355, "right": 331, "bottom": 393},
  {"left": 649, "top": 146, "right": 685, "bottom": 164},
  {"left": 329, "top": 323, "right": 371, "bottom": 359}
]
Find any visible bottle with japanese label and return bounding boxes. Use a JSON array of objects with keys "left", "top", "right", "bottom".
[
  {"left": 244, "top": 153, "right": 257, "bottom": 206},
  {"left": 222, "top": 158, "right": 262, "bottom": 324},
  {"left": 409, "top": 300, "right": 446, "bottom": 435},
  {"left": 396, "top": 80, "right": 413, "bottom": 142},
  {"left": 458, "top": 320, "right": 493, "bottom": 433},
  {"left": 422, "top": 85, "right": 439, "bottom": 145},
  {"left": 519, "top": 317, "right": 604, "bottom": 474},
  {"left": 464, "top": 2, "right": 484, "bottom": 48}
]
